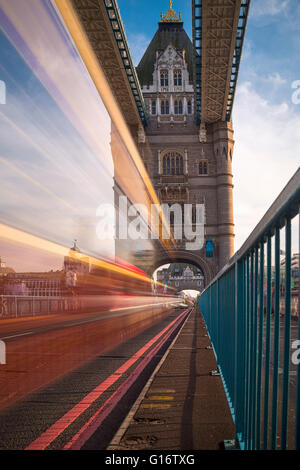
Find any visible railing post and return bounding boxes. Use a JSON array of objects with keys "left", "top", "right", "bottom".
[
  {"left": 271, "top": 226, "right": 281, "bottom": 449},
  {"left": 281, "top": 216, "right": 292, "bottom": 449},
  {"left": 245, "top": 254, "right": 250, "bottom": 449},
  {"left": 235, "top": 258, "right": 245, "bottom": 448},
  {"left": 263, "top": 234, "right": 272, "bottom": 449},
  {"left": 296, "top": 208, "right": 300, "bottom": 450},
  {"left": 256, "top": 240, "right": 265, "bottom": 450},
  {"left": 249, "top": 250, "right": 255, "bottom": 449},
  {"left": 251, "top": 247, "right": 259, "bottom": 449}
]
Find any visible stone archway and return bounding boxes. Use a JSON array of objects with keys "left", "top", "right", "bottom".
[{"left": 151, "top": 249, "right": 214, "bottom": 287}]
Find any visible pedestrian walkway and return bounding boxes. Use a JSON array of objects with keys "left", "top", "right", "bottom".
[{"left": 108, "top": 307, "right": 235, "bottom": 450}]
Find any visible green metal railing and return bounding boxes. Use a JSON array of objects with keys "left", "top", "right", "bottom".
[{"left": 198, "top": 168, "right": 300, "bottom": 450}]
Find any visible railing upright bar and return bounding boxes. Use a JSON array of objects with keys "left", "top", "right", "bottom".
[
  {"left": 252, "top": 246, "right": 259, "bottom": 449},
  {"left": 296, "top": 209, "right": 300, "bottom": 450},
  {"left": 249, "top": 250, "right": 254, "bottom": 449},
  {"left": 256, "top": 240, "right": 264, "bottom": 450},
  {"left": 271, "top": 226, "right": 281, "bottom": 449},
  {"left": 281, "top": 216, "right": 292, "bottom": 450},
  {"left": 216, "top": 280, "right": 219, "bottom": 361},
  {"left": 263, "top": 235, "right": 272, "bottom": 449},
  {"left": 231, "top": 268, "right": 236, "bottom": 405},
  {"left": 245, "top": 255, "right": 251, "bottom": 449},
  {"left": 233, "top": 263, "right": 238, "bottom": 424},
  {"left": 236, "top": 259, "right": 246, "bottom": 447}
]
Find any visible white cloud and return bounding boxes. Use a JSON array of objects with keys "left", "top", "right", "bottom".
[
  {"left": 232, "top": 81, "right": 300, "bottom": 251},
  {"left": 263, "top": 72, "right": 287, "bottom": 87},
  {"left": 252, "top": 0, "right": 290, "bottom": 16}
]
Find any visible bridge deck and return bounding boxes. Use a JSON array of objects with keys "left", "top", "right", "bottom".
[{"left": 108, "top": 307, "right": 235, "bottom": 450}]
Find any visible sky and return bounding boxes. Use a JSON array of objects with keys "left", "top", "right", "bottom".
[{"left": 118, "top": 0, "right": 300, "bottom": 252}]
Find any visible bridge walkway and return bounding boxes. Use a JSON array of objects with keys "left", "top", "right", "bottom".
[{"left": 108, "top": 306, "right": 235, "bottom": 450}]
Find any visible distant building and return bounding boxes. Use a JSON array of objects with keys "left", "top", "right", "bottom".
[
  {"left": 157, "top": 263, "right": 204, "bottom": 292},
  {"left": 0, "top": 254, "right": 63, "bottom": 297},
  {"left": 63, "top": 240, "right": 90, "bottom": 289},
  {"left": 0, "top": 256, "right": 15, "bottom": 277},
  {"left": 280, "top": 253, "right": 299, "bottom": 291}
]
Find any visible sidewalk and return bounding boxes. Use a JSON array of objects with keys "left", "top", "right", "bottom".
[{"left": 108, "top": 307, "right": 235, "bottom": 450}]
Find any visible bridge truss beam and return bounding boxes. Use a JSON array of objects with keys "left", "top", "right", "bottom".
[{"left": 192, "top": 0, "right": 251, "bottom": 125}]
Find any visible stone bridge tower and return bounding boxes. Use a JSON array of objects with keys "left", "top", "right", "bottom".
[{"left": 136, "top": 2, "right": 235, "bottom": 285}]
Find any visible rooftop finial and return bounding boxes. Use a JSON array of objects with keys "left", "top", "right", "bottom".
[{"left": 160, "top": 0, "right": 182, "bottom": 23}]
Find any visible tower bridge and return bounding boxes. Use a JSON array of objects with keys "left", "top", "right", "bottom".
[
  {"left": 1, "top": 0, "right": 299, "bottom": 452},
  {"left": 69, "top": 0, "right": 250, "bottom": 286},
  {"left": 80, "top": 0, "right": 250, "bottom": 285}
]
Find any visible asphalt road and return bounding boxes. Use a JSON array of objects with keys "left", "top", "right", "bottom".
[
  {"left": 0, "top": 297, "right": 180, "bottom": 411},
  {"left": 0, "top": 305, "right": 188, "bottom": 450}
]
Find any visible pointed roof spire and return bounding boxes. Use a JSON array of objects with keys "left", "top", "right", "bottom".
[{"left": 160, "top": 0, "right": 182, "bottom": 23}]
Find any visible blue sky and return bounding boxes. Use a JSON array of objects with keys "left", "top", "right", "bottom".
[{"left": 118, "top": 0, "right": 300, "bottom": 251}]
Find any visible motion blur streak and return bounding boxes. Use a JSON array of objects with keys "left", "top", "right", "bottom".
[
  {"left": 0, "top": 0, "right": 114, "bottom": 173},
  {"left": 0, "top": 0, "right": 179, "bottom": 427},
  {"left": 26, "top": 308, "right": 189, "bottom": 450},
  {"left": 53, "top": 0, "right": 175, "bottom": 249},
  {"left": 0, "top": 223, "right": 151, "bottom": 284},
  {"left": 0, "top": 154, "right": 75, "bottom": 212}
]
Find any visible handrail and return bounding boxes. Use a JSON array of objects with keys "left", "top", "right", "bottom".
[{"left": 204, "top": 167, "right": 300, "bottom": 290}]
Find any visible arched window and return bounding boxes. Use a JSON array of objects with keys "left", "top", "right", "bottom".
[
  {"left": 206, "top": 239, "right": 214, "bottom": 258},
  {"left": 160, "top": 70, "right": 168, "bottom": 87},
  {"left": 174, "top": 70, "right": 182, "bottom": 86},
  {"left": 151, "top": 100, "right": 156, "bottom": 115},
  {"left": 162, "top": 152, "right": 184, "bottom": 175},
  {"left": 199, "top": 159, "right": 208, "bottom": 175},
  {"left": 187, "top": 100, "right": 192, "bottom": 114}
]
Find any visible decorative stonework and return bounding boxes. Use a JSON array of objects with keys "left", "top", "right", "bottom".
[{"left": 136, "top": 18, "right": 235, "bottom": 281}]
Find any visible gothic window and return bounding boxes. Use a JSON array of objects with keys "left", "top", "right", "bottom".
[
  {"left": 174, "top": 100, "right": 178, "bottom": 114},
  {"left": 160, "top": 70, "right": 168, "bottom": 87},
  {"left": 170, "top": 211, "right": 174, "bottom": 225},
  {"left": 199, "top": 159, "right": 208, "bottom": 175},
  {"left": 174, "top": 100, "right": 183, "bottom": 115},
  {"left": 161, "top": 99, "right": 169, "bottom": 115},
  {"left": 166, "top": 100, "right": 169, "bottom": 114},
  {"left": 151, "top": 100, "right": 156, "bottom": 115},
  {"left": 174, "top": 70, "right": 182, "bottom": 86},
  {"left": 162, "top": 152, "right": 184, "bottom": 175},
  {"left": 187, "top": 100, "right": 192, "bottom": 114}
]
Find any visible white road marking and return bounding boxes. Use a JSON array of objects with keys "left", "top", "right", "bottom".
[{"left": 0, "top": 331, "right": 33, "bottom": 340}]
